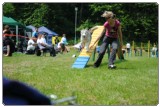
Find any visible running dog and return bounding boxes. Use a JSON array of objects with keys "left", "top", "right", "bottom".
[{"left": 80, "top": 26, "right": 98, "bottom": 52}]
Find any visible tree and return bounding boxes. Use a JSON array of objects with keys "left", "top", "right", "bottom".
[
  {"left": 3, "top": 3, "right": 158, "bottom": 44},
  {"left": 3, "top": 3, "right": 15, "bottom": 17}
]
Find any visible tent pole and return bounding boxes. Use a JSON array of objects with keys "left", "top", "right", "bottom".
[
  {"left": 24, "top": 29, "right": 26, "bottom": 41},
  {"left": 16, "top": 25, "right": 18, "bottom": 43}
]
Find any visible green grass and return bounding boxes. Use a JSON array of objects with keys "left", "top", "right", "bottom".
[{"left": 3, "top": 48, "right": 158, "bottom": 105}]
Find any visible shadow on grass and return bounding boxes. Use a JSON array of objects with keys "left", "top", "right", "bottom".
[
  {"left": 114, "top": 59, "right": 128, "bottom": 64},
  {"left": 86, "top": 59, "right": 135, "bottom": 70},
  {"left": 87, "top": 59, "right": 128, "bottom": 66},
  {"left": 115, "top": 67, "right": 135, "bottom": 70}
]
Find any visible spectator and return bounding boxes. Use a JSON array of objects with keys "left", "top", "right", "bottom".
[
  {"left": 57, "top": 42, "right": 64, "bottom": 53},
  {"left": 61, "top": 34, "right": 68, "bottom": 45},
  {"left": 3, "top": 25, "right": 11, "bottom": 35},
  {"left": 151, "top": 44, "right": 157, "bottom": 57},
  {"left": 54, "top": 36, "right": 59, "bottom": 46},
  {"left": 37, "top": 34, "right": 56, "bottom": 57},
  {"left": 57, "top": 41, "right": 69, "bottom": 54},
  {"left": 126, "top": 42, "right": 131, "bottom": 53},
  {"left": 61, "top": 34, "right": 69, "bottom": 52},
  {"left": 35, "top": 34, "right": 42, "bottom": 56},
  {"left": 26, "top": 37, "right": 36, "bottom": 54},
  {"left": 32, "top": 28, "right": 39, "bottom": 38},
  {"left": 3, "top": 25, "right": 15, "bottom": 56}
]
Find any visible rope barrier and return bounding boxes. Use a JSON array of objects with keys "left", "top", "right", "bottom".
[{"left": 3, "top": 34, "right": 37, "bottom": 41}]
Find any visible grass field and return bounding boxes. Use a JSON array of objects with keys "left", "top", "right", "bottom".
[{"left": 3, "top": 48, "right": 158, "bottom": 105}]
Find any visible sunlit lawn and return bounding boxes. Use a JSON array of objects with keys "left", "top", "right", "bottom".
[{"left": 3, "top": 48, "right": 158, "bottom": 105}]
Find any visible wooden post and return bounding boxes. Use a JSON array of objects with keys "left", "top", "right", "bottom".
[
  {"left": 132, "top": 41, "right": 136, "bottom": 56},
  {"left": 16, "top": 25, "right": 19, "bottom": 43}
]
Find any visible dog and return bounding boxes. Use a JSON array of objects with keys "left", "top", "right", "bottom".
[{"left": 80, "top": 26, "right": 98, "bottom": 52}]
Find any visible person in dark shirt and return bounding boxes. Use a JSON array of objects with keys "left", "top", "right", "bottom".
[
  {"left": 3, "top": 36, "right": 15, "bottom": 56},
  {"left": 3, "top": 25, "right": 15, "bottom": 56},
  {"left": 3, "top": 25, "right": 11, "bottom": 35}
]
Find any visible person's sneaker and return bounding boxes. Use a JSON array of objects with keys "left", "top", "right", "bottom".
[{"left": 108, "top": 65, "right": 116, "bottom": 69}]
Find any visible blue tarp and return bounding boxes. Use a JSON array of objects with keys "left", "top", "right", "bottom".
[
  {"left": 38, "top": 26, "right": 58, "bottom": 36},
  {"left": 26, "top": 25, "right": 36, "bottom": 31},
  {"left": 26, "top": 25, "right": 58, "bottom": 45}
]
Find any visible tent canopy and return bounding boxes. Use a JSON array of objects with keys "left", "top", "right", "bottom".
[
  {"left": 26, "top": 25, "right": 36, "bottom": 31},
  {"left": 38, "top": 26, "right": 58, "bottom": 36},
  {"left": 3, "top": 16, "right": 24, "bottom": 27},
  {"left": 3, "top": 16, "right": 30, "bottom": 34}
]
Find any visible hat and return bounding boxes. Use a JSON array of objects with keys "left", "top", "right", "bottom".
[{"left": 101, "top": 11, "right": 114, "bottom": 18}]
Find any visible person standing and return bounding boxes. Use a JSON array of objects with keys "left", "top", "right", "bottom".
[
  {"left": 61, "top": 34, "right": 68, "bottom": 45},
  {"left": 126, "top": 43, "right": 131, "bottom": 53},
  {"left": 90, "top": 11, "right": 123, "bottom": 69},
  {"left": 61, "top": 34, "right": 69, "bottom": 52},
  {"left": 151, "top": 44, "right": 157, "bottom": 57},
  {"left": 3, "top": 25, "right": 11, "bottom": 34},
  {"left": 3, "top": 25, "right": 15, "bottom": 56},
  {"left": 32, "top": 28, "right": 39, "bottom": 38}
]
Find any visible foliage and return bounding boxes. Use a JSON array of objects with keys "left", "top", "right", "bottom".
[
  {"left": 3, "top": 3, "right": 158, "bottom": 44},
  {"left": 3, "top": 3, "right": 15, "bottom": 16},
  {"left": 77, "top": 19, "right": 94, "bottom": 31}
]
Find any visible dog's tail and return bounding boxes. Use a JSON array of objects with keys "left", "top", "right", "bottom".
[{"left": 89, "top": 26, "right": 98, "bottom": 33}]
